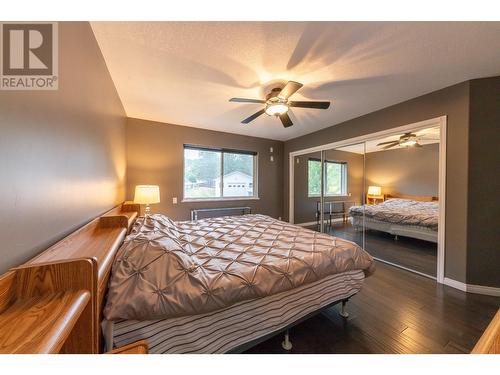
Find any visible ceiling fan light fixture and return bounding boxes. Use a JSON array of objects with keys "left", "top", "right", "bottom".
[
  {"left": 265, "top": 102, "right": 289, "bottom": 116},
  {"left": 229, "top": 80, "right": 330, "bottom": 127},
  {"left": 400, "top": 139, "right": 418, "bottom": 147}
]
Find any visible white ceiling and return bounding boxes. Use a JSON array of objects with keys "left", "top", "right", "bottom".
[{"left": 91, "top": 22, "right": 500, "bottom": 141}]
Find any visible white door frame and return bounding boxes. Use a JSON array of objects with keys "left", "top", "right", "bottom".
[{"left": 288, "top": 116, "right": 447, "bottom": 284}]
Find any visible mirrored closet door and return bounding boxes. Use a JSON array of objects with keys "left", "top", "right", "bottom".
[
  {"left": 293, "top": 143, "right": 366, "bottom": 250},
  {"left": 292, "top": 124, "right": 441, "bottom": 279},
  {"left": 318, "top": 143, "right": 366, "bottom": 249},
  {"left": 363, "top": 127, "right": 441, "bottom": 277},
  {"left": 293, "top": 151, "right": 322, "bottom": 233}
]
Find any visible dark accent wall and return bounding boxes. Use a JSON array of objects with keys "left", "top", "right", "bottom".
[
  {"left": 284, "top": 81, "right": 470, "bottom": 284},
  {"left": 0, "top": 22, "right": 127, "bottom": 274},
  {"left": 126, "top": 118, "right": 284, "bottom": 221},
  {"left": 467, "top": 77, "right": 500, "bottom": 288},
  {"left": 366, "top": 144, "right": 439, "bottom": 197},
  {"left": 293, "top": 150, "right": 364, "bottom": 224}
]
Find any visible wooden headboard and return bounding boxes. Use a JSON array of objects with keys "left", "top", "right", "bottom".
[
  {"left": 0, "top": 202, "right": 139, "bottom": 354},
  {"left": 385, "top": 193, "right": 438, "bottom": 202}
]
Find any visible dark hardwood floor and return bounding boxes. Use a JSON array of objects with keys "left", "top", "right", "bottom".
[
  {"left": 309, "top": 221, "right": 437, "bottom": 276},
  {"left": 245, "top": 261, "right": 500, "bottom": 354}
]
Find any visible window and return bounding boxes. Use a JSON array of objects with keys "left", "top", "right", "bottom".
[
  {"left": 184, "top": 145, "right": 257, "bottom": 200},
  {"left": 308, "top": 158, "right": 347, "bottom": 196}
]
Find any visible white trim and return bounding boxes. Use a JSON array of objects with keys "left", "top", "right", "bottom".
[
  {"left": 288, "top": 116, "right": 447, "bottom": 284},
  {"left": 443, "top": 277, "right": 467, "bottom": 292},
  {"left": 436, "top": 116, "right": 447, "bottom": 284},
  {"left": 443, "top": 278, "right": 500, "bottom": 297},
  {"left": 467, "top": 284, "right": 500, "bottom": 297},
  {"left": 289, "top": 117, "right": 445, "bottom": 158}
]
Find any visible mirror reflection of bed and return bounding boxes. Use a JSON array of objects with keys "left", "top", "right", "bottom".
[
  {"left": 294, "top": 126, "right": 440, "bottom": 278},
  {"left": 342, "top": 194, "right": 438, "bottom": 277},
  {"left": 342, "top": 128, "right": 439, "bottom": 278}
]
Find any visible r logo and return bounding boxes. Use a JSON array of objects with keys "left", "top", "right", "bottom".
[
  {"left": 1, "top": 22, "right": 58, "bottom": 89},
  {"left": 2, "top": 23, "right": 53, "bottom": 75}
]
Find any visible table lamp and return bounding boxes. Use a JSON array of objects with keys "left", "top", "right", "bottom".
[
  {"left": 134, "top": 185, "right": 160, "bottom": 216},
  {"left": 367, "top": 186, "right": 382, "bottom": 196}
]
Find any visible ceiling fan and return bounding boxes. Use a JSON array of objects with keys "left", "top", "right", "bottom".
[
  {"left": 229, "top": 81, "right": 330, "bottom": 128},
  {"left": 376, "top": 132, "right": 441, "bottom": 150},
  {"left": 377, "top": 132, "right": 423, "bottom": 150}
]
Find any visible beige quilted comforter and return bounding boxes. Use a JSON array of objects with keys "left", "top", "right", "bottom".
[
  {"left": 349, "top": 198, "right": 439, "bottom": 230},
  {"left": 104, "top": 214, "right": 375, "bottom": 321}
]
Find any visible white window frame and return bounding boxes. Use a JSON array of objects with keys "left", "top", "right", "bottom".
[{"left": 182, "top": 145, "right": 259, "bottom": 202}]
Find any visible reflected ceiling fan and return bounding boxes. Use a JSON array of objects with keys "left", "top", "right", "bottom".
[
  {"left": 377, "top": 132, "right": 439, "bottom": 150},
  {"left": 377, "top": 133, "right": 423, "bottom": 150},
  {"left": 229, "top": 81, "right": 330, "bottom": 128}
]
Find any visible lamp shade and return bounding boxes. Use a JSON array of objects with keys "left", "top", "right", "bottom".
[
  {"left": 134, "top": 185, "right": 160, "bottom": 204},
  {"left": 367, "top": 186, "right": 382, "bottom": 196}
]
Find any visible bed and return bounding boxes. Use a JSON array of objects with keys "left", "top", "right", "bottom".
[
  {"left": 349, "top": 195, "right": 439, "bottom": 243},
  {"left": 102, "top": 213, "right": 374, "bottom": 353}
]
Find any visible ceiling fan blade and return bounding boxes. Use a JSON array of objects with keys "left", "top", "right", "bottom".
[
  {"left": 241, "top": 109, "right": 266, "bottom": 124},
  {"left": 230, "top": 98, "right": 266, "bottom": 104},
  {"left": 279, "top": 112, "right": 294, "bottom": 128},
  {"left": 377, "top": 140, "right": 399, "bottom": 146},
  {"left": 418, "top": 136, "right": 440, "bottom": 141},
  {"left": 278, "top": 81, "right": 303, "bottom": 100},
  {"left": 289, "top": 101, "right": 330, "bottom": 109},
  {"left": 382, "top": 142, "right": 400, "bottom": 150}
]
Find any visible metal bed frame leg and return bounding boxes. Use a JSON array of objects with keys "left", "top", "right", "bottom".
[
  {"left": 281, "top": 329, "right": 293, "bottom": 351},
  {"left": 339, "top": 300, "right": 349, "bottom": 318},
  {"left": 394, "top": 235, "right": 399, "bottom": 241}
]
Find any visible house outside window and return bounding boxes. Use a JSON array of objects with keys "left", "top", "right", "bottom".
[{"left": 183, "top": 145, "right": 258, "bottom": 200}]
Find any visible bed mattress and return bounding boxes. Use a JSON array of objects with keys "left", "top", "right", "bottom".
[
  {"left": 103, "top": 214, "right": 374, "bottom": 321},
  {"left": 102, "top": 269, "right": 364, "bottom": 353},
  {"left": 349, "top": 198, "right": 438, "bottom": 230},
  {"left": 350, "top": 216, "right": 438, "bottom": 243},
  {"left": 349, "top": 198, "right": 438, "bottom": 242}
]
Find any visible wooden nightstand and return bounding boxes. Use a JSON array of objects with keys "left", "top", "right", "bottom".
[
  {"left": 106, "top": 340, "right": 148, "bottom": 354},
  {"left": 366, "top": 195, "right": 384, "bottom": 205}
]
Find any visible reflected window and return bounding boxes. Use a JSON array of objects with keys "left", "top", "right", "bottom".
[{"left": 308, "top": 158, "right": 348, "bottom": 196}]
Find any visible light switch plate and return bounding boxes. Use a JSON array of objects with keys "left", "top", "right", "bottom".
[{"left": 172, "top": 197, "right": 178, "bottom": 204}]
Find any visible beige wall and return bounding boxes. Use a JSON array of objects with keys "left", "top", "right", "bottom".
[
  {"left": 284, "top": 81, "right": 470, "bottom": 284},
  {"left": 366, "top": 144, "right": 439, "bottom": 197},
  {"left": 126, "top": 118, "right": 284, "bottom": 221},
  {"left": 293, "top": 150, "right": 364, "bottom": 224},
  {"left": 0, "top": 22, "right": 126, "bottom": 274}
]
